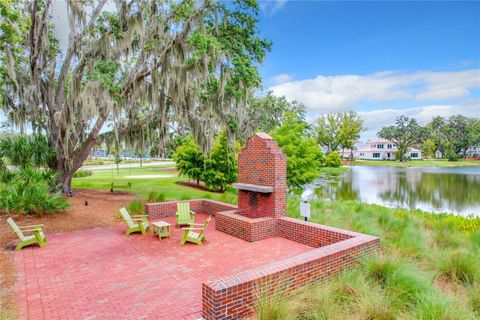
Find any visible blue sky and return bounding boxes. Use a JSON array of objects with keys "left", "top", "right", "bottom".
[{"left": 256, "top": 1, "right": 480, "bottom": 141}]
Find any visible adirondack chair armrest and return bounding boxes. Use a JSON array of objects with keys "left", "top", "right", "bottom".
[
  {"left": 130, "top": 218, "right": 146, "bottom": 222},
  {"left": 21, "top": 228, "right": 44, "bottom": 233},
  {"left": 190, "top": 210, "right": 196, "bottom": 215},
  {"left": 20, "top": 224, "right": 44, "bottom": 229},
  {"left": 182, "top": 227, "right": 202, "bottom": 231},
  {"left": 188, "top": 223, "right": 205, "bottom": 226}
]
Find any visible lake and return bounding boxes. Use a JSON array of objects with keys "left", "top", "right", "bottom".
[{"left": 301, "top": 166, "right": 480, "bottom": 216}]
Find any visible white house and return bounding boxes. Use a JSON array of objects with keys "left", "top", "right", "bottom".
[{"left": 355, "top": 138, "right": 421, "bottom": 160}]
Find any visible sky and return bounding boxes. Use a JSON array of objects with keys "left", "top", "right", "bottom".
[
  {"left": 256, "top": 1, "right": 480, "bottom": 141},
  {"left": 49, "top": 1, "right": 480, "bottom": 142}
]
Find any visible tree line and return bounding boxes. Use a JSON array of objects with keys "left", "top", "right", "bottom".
[{"left": 378, "top": 115, "right": 480, "bottom": 161}]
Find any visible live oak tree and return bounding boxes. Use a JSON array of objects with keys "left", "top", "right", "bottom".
[
  {"left": 1, "top": 0, "right": 270, "bottom": 195},
  {"left": 428, "top": 115, "right": 480, "bottom": 160},
  {"left": 378, "top": 115, "right": 425, "bottom": 161}
]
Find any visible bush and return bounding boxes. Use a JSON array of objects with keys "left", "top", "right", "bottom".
[
  {"left": 126, "top": 200, "right": 144, "bottom": 215},
  {"left": 325, "top": 152, "right": 342, "bottom": 167},
  {"left": 73, "top": 170, "right": 93, "bottom": 178},
  {"left": 0, "top": 167, "right": 68, "bottom": 215},
  {"left": 147, "top": 191, "right": 158, "bottom": 202},
  {"left": 156, "top": 193, "right": 165, "bottom": 202}
]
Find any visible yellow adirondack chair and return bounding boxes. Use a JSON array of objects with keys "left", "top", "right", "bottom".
[
  {"left": 176, "top": 202, "right": 196, "bottom": 227},
  {"left": 180, "top": 215, "right": 212, "bottom": 245},
  {"left": 119, "top": 207, "right": 149, "bottom": 236},
  {"left": 7, "top": 217, "right": 47, "bottom": 250}
]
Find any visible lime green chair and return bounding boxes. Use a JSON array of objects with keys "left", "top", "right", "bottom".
[
  {"left": 176, "top": 202, "right": 196, "bottom": 227},
  {"left": 7, "top": 217, "right": 47, "bottom": 250},
  {"left": 119, "top": 207, "right": 149, "bottom": 236},
  {"left": 180, "top": 215, "right": 212, "bottom": 245}
]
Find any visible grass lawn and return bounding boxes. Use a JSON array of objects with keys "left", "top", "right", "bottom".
[
  {"left": 350, "top": 159, "right": 480, "bottom": 167},
  {"left": 72, "top": 165, "right": 237, "bottom": 204}
]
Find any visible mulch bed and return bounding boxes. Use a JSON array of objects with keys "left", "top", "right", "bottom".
[
  {"left": 0, "top": 189, "right": 139, "bottom": 320},
  {"left": 176, "top": 181, "right": 223, "bottom": 193}
]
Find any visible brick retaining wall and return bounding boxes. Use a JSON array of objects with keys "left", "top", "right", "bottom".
[
  {"left": 145, "top": 199, "right": 237, "bottom": 219},
  {"left": 202, "top": 234, "right": 380, "bottom": 319}
]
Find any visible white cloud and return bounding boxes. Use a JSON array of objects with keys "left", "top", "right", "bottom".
[
  {"left": 271, "top": 73, "right": 293, "bottom": 85},
  {"left": 272, "top": 0, "right": 287, "bottom": 13},
  {"left": 261, "top": 0, "right": 288, "bottom": 15},
  {"left": 270, "top": 69, "right": 480, "bottom": 113}
]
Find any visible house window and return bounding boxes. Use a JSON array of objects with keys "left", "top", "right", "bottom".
[
  {"left": 387, "top": 144, "right": 392, "bottom": 149},
  {"left": 378, "top": 144, "right": 384, "bottom": 149},
  {"left": 373, "top": 153, "right": 381, "bottom": 158},
  {"left": 97, "top": 151, "right": 100, "bottom": 156},
  {"left": 411, "top": 153, "right": 418, "bottom": 158}
]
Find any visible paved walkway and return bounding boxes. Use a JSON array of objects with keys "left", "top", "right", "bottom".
[
  {"left": 14, "top": 214, "right": 311, "bottom": 320},
  {"left": 81, "top": 161, "right": 174, "bottom": 171}
]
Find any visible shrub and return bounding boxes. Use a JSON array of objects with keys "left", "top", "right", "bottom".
[
  {"left": 180, "top": 194, "right": 191, "bottom": 200},
  {"left": 0, "top": 167, "right": 69, "bottom": 215},
  {"left": 126, "top": 200, "right": 144, "bottom": 215},
  {"left": 156, "top": 193, "right": 166, "bottom": 202},
  {"left": 439, "top": 251, "right": 478, "bottom": 285},
  {"left": 325, "top": 152, "right": 342, "bottom": 168},
  {"left": 73, "top": 170, "right": 93, "bottom": 178},
  {"left": 147, "top": 191, "right": 158, "bottom": 202}
]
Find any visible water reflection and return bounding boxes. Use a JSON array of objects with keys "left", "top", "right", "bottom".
[{"left": 302, "top": 166, "right": 480, "bottom": 216}]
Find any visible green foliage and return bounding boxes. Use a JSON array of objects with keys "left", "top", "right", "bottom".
[
  {"left": 315, "top": 111, "right": 363, "bottom": 154},
  {"left": 244, "top": 91, "right": 305, "bottom": 140},
  {"left": 156, "top": 193, "right": 166, "bottom": 202},
  {"left": 0, "top": 134, "right": 54, "bottom": 168},
  {"left": 422, "top": 139, "right": 436, "bottom": 159},
  {"left": 270, "top": 112, "right": 324, "bottom": 188},
  {"left": 201, "top": 131, "right": 238, "bottom": 192},
  {"left": 73, "top": 170, "right": 93, "bottom": 178},
  {"left": 378, "top": 115, "right": 425, "bottom": 161},
  {"left": 126, "top": 200, "right": 144, "bottom": 215},
  {"left": 324, "top": 152, "right": 342, "bottom": 168},
  {"left": 428, "top": 115, "right": 480, "bottom": 161},
  {"left": 439, "top": 251, "right": 479, "bottom": 285},
  {"left": 173, "top": 136, "right": 204, "bottom": 186},
  {"left": 0, "top": 166, "right": 68, "bottom": 215}
]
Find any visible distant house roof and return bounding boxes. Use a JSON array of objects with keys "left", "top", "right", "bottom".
[{"left": 367, "top": 138, "right": 393, "bottom": 144}]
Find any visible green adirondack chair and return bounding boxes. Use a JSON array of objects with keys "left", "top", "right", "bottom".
[
  {"left": 180, "top": 215, "right": 212, "bottom": 245},
  {"left": 176, "top": 202, "right": 196, "bottom": 227},
  {"left": 7, "top": 217, "right": 47, "bottom": 250},
  {"left": 119, "top": 207, "right": 150, "bottom": 236}
]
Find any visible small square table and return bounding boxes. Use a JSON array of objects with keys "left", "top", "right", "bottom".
[{"left": 152, "top": 221, "right": 172, "bottom": 240}]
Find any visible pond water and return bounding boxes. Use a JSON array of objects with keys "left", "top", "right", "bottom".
[{"left": 301, "top": 166, "right": 480, "bottom": 216}]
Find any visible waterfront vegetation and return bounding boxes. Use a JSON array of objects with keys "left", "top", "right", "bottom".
[{"left": 257, "top": 199, "right": 480, "bottom": 319}]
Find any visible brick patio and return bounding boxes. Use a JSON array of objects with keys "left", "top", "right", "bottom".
[{"left": 14, "top": 214, "right": 312, "bottom": 320}]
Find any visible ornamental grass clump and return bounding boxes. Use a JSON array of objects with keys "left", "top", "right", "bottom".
[{"left": 439, "top": 251, "right": 479, "bottom": 285}]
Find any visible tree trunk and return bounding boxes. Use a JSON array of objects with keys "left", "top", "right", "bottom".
[{"left": 196, "top": 177, "right": 200, "bottom": 186}]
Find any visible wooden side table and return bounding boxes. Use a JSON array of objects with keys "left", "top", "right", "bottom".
[{"left": 152, "top": 221, "right": 172, "bottom": 240}]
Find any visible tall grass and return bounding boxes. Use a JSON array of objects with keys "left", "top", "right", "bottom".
[{"left": 256, "top": 198, "right": 479, "bottom": 319}]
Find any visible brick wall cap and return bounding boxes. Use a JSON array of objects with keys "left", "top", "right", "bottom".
[{"left": 255, "top": 132, "right": 273, "bottom": 140}]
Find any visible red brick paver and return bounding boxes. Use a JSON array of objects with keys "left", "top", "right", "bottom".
[{"left": 14, "top": 214, "right": 311, "bottom": 320}]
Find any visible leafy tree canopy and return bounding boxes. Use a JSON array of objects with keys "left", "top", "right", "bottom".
[
  {"left": 270, "top": 111, "right": 324, "bottom": 188},
  {"left": 0, "top": 0, "right": 270, "bottom": 194},
  {"left": 315, "top": 111, "right": 363, "bottom": 155},
  {"left": 378, "top": 115, "right": 425, "bottom": 161}
]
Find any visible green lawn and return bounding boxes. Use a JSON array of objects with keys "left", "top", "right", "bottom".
[
  {"left": 72, "top": 165, "right": 237, "bottom": 203},
  {"left": 350, "top": 159, "right": 480, "bottom": 167}
]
